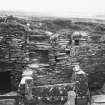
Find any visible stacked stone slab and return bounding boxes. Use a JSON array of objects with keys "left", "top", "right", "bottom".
[
  {"left": 48, "top": 30, "right": 105, "bottom": 92},
  {"left": 0, "top": 16, "right": 29, "bottom": 91},
  {"left": 47, "top": 32, "right": 73, "bottom": 84},
  {"left": 28, "top": 30, "right": 51, "bottom": 85},
  {"left": 0, "top": 22, "right": 28, "bottom": 63},
  {"left": 28, "top": 30, "right": 73, "bottom": 86},
  {"left": 69, "top": 31, "right": 105, "bottom": 92}
]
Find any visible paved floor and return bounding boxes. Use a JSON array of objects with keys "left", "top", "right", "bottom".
[
  {"left": 91, "top": 95, "right": 105, "bottom": 105},
  {"left": 0, "top": 99, "right": 15, "bottom": 105}
]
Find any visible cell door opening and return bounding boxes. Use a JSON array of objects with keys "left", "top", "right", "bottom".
[{"left": 0, "top": 71, "right": 11, "bottom": 94}]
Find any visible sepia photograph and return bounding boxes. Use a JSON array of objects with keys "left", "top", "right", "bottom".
[{"left": 0, "top": 0, "right": 105, "bottom": 105}]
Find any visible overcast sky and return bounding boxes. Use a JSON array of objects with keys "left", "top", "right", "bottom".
[{"left": 0, "top": 0, "right": 105, "bottom": 18}]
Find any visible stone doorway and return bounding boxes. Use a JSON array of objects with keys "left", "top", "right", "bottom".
[{"left": 0, "top": 71, "right": 11, "bottom": 94}]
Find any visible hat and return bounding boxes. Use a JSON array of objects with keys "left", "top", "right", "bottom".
[{"left": 72, "top": 63, "right": 81, "bottom": 72}]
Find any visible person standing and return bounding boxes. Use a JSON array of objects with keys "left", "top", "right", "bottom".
[
  {"left": 71, "top": 63, "right": 90, "bottom": 105},
  {"left": 18, "top": 66, "right": 34, "bottom": 105}
]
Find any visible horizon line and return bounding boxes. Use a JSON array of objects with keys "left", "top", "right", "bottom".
[{"left": 0, "top": 10, "right": 105, "bottom": 20}]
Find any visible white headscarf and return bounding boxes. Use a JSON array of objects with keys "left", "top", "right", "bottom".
[{"left": 73, "top": 64, "right": 85, "bottom": 74}]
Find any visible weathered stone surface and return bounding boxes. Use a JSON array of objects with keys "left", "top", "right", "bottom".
[
  {"left": 0, "top": 16, "right": 105, "bottom": 94},
  {"left": 0, "top": 99, "right": 15, "bottom": 105}
]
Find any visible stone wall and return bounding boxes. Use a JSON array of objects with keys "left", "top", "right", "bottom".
[{"left": 0, "top": 16, "right": 29, "bottom": 91}]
